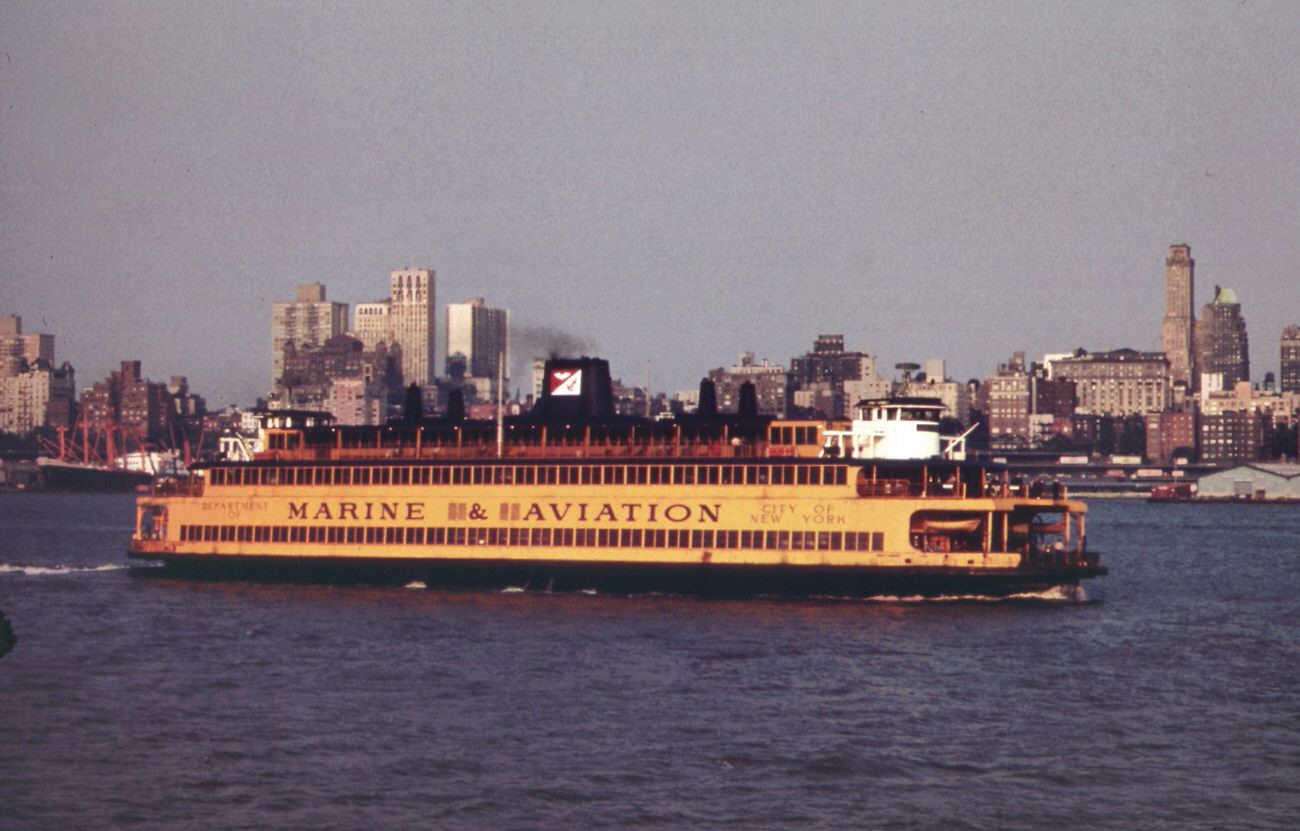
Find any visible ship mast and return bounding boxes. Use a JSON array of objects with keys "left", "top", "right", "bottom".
[{"left": 495, "top": 350, "right": 505, "bottom": 458}]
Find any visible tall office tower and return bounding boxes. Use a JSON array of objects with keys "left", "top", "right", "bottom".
[
  {"left": 445, "top": 297, "right": 510, "bottom": 381},
  {"left": 389, "top": 268, "right": 436, "bottom": 386},
  {"left": 1196, "top": 286, "right": 1250, "bottom": 389},
  {"left": 1161, "top": 244, "right": 1195, "bottom": 390},
  {"left": 352, "top": 300, "right": 393, "bottom": 351},
  {"left": 1280, "top": 325, "right": 1300, "bottom": 393},
  {"left": 271, "top": 283, "right": 348, "bottom": 390}
]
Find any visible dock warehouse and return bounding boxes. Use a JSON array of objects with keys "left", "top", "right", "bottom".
[{"left": 1196, "top": 463, "right": 1300, "bottom": 500}]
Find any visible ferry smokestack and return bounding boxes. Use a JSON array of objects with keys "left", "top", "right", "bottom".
[
  {"left": 737, "top": 382, "right": 758, "bottom": 418},
  {"left": 697, "top": 379, "right": 718, "bottom": 417},
  {"left": 533, "top": 357, "right": 615, "bottom": 420}
]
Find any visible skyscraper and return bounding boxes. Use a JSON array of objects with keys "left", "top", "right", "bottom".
[
  {"left": 1196, "top": 286, "right": 1250, "bottom": 390},
  {"left": 271, "top": 283, "right": 348, "bottom": 391},
  {"left": 445, "top": 297, "right": 509, "bottom": 381},
  {"left": 388, "top": 268, "right": 436, "bottom": 386},
  {"left": 352, "top": 300, "right": 393, "bottom": 352},
  {"left": 1280, "top": 325, "right": 1300, "bottom": 393},
  {"left": 1161, "top": 244, "right": 1195, "bottom": 390}
]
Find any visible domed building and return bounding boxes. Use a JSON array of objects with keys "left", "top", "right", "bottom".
[{"left": 1196, "top": 286, "right": 1250, "bottom": 391}]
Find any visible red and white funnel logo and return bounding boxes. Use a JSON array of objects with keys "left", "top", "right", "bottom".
[{"left": 549, "top": 369, "right": 583, "bottom": 396}]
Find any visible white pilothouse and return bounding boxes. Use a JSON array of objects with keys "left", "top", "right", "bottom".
[{"left": 821, "top": 398, "right": 977, "bottom": 461}]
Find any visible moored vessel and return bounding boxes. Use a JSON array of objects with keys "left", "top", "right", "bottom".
[{"left": 129, "top": 359, "right": 1105, "bottom": 597}]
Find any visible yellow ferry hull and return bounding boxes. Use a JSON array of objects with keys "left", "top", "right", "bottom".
[{"left": 128, "top": 479, "right": 1104, "bottom": 598}]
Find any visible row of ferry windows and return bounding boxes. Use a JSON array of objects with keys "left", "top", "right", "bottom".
[
  {"left": 206, "top": 464, "right": 851, "bottom": 488},
  {"left": 179, "top": 524, "right": 884, "bottom": 552}
]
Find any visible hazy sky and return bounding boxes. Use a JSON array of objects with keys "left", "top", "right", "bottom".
[{"left": 3, "top": 1, "right": 1297, "bottom": 406}]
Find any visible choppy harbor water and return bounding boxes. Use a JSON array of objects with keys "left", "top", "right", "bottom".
[{"left": 1, "top": 493, "right": 1297, "bottom": 829}]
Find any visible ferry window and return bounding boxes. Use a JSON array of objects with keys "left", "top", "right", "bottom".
[
  {"left": 797, "top": 467, "right": 810, "bottom": 485},
  {"left": 343, "top": 527, "right": 358, "bottom": 544},
  {"left": 818, "top": 532, "right": 832, "bottom": 550},
  {"left": 628, "top": 467, "right": 646, "bottom": 484},
  {"left": 356, "top": 468, "right": 371, "bottom": 486},
  {"left": 872, "top": 532, "right": 884, "bottom": 551},
  {"left": 453, "top": 468, "right": 469, "bottom": 485},
  {"left": 309, "top": 527, "right": 325, "bottom": 543},
  {"left": 691, "top": 530, "right": 703, "bottom": 548},
  {"left": 531, "top": 528, "right": 550, "bottom": 546},
  {"left": 581, "top": 467, "right": 595, "bottom": 485},
  {"left": 472, "top": 468, "right": 485, "bottom": 485},
  {"left": 790, "top": 532, "right": 805, "bottom": 551},
  {"left": 739, "top": 530, "right": 755, "bottom": 548},
  {"left": 744, "top": 466, "right": 758, "bottom": 485},
  {"left": 209, "top": 470, "right": 222, "bottom": 486},
  {"left": 508, "top": 528, "right": 524, "bottom": 546},
  {"left": 720, "top": 467, "right": 735, "bottom": 485},
  {"left": 607, "top": 466, "right": 624, "bottom": 485},
  {"left": 286, "top": 527, "right": 303, "bottom": 543},
  {"left": 597, "top": 529, "right": 615, "bottom": 547},
  {"left": 628, "top": 528, "right": 643, "bottom": 547},
  {"left": 375, "top": 468, "right": 390, "bottom": 486},
  {"left": 649, "top": 467, "right": 663, "bottom": 485},
  {"left": 557, "top": 528, "right": 574, "bottom": 547},
  {"left": 254, "top": 526, "right": 269, "bottom": 543},
  {"left": 338, "top": 468, "right": 354, "bottom": 486},
  {"left": 383, "top": 528, "right": 397, "bottom": 544},
  {"left": 644, "top": 529, "right": 662, "bottom": 548},
  {"left": 676, "top": 466, "right": 694, "bottom": 485},
  {"left": 619, "top": 528, "right": 634, "bottom": 547}
]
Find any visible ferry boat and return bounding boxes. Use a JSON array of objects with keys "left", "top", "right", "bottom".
[{"left": 128, "top": 359, "right": 1105, "bottom": 597}]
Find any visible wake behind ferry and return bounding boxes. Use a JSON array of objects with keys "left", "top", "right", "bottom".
[{"left": 129, "top": 358, "right": 1105, "bottom": 597}]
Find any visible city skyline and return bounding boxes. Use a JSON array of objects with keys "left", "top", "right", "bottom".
[{"left": 3, "top": 3, "right": 1298, "bottom": 405}]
